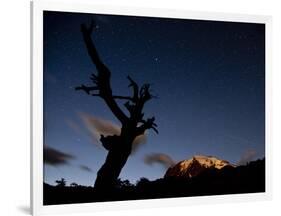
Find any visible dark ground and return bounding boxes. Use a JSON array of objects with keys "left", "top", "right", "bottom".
[{"left": 44, "top": 158, "right": 265, "bottom": 205}]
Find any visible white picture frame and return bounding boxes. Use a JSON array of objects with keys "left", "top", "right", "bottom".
[{"left": 31, "top": 0, "right": 272, "bottom": 215}]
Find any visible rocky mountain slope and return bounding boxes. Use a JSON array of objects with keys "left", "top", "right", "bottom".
[{"left": 165, "top": 155, "right": 235, "bottom": 178}]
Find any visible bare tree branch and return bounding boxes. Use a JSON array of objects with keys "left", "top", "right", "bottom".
[
  {"left": 91, "top": 93, "right": 133, "bottom": 101},
  {"left": 81, "top": 21, "right": 108, "bottom": 74},
  {"left": 127, "top": 76, "right": 139, "bottom": 102},
  {"left": 136, "top": 117, "right": 158, "bottom": 135},
  {"left": 79, "top": 21, "right": 129, "bottom": 124},
  {"left": 140, "top": 83, "right": 154, "bottom": 103},
  {"left": 112, "top": 95, "right": 133, "bottom": 101},
  {"left": 124, "top": 101, "right": 135, "bottom": 115}
]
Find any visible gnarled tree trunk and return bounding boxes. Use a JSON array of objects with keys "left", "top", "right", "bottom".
[{"left": 94, "top": 139, "right": 131, "bottom": 189}]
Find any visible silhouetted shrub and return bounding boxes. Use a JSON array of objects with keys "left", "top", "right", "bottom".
[{"left": 55, "top": 178, "right": 66, "bottom": 187}]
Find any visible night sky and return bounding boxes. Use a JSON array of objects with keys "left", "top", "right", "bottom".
[{"left": 43, "top": 11, "right": 265, "bottom": 186}]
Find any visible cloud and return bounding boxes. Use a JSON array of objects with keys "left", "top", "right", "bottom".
[
  {"left": 144, "top": 153, "right": 176, "bottom": 169},
  {"left": 237, "top": 149, "right": 257, "bottom": 165},
  {"left": 44, "top": 146, "right": 75, "bottom": 166},
  {"left": 79, "top": 165, "right": 93, "bottom": 172},
  {"left": 80, "top": 112, "right": 120, "bottom": 139},
  {"left": 131, "top": 132, "right": 147, "bottom": 152},
  {"left": 79, "top": 112, "right": 147, "bottom": 151},
  {"left": 65, "top": 118, "right": 83, "bottom": 135}
]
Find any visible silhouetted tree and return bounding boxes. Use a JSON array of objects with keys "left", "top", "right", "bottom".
[
  {"left": 70, "top": 182, "right": 79, "bottom": 187},
  {"left": 55, "top": 178, "right": 66, "bottom": 187},
  {"left": 116, "top": 178, "right": 134, "bottom": 188},
  {"left": 136, "top": 177, "right": 150, "bottom": 187},
  {"left": 76, "top": 20, "right": 158, "bottom": 190}
]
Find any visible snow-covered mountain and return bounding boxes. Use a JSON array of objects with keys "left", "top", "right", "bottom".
[{"left": 164, "top": 155, "right": 235, "bottom": 178}]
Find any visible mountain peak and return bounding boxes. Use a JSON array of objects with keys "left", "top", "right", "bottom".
[{"left": 164, "top": 155, "right": 234, "bottom": 178}]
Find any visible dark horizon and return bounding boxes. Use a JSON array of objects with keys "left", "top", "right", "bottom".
[{"left": 43, "top": 11, "right": 265, "bottom": 186}]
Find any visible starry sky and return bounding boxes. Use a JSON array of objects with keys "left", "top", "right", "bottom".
[{"left": 43, "top": 11, "right": 265, "bottom": 186}]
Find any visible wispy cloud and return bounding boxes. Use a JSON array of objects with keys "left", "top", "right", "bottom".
[
  {"left": 65, "top": 118, "right": 83, "bottom": 135},
  {"left": 44, "top": 145, "right": 75, "bottom": 166},
  {"left": 79, "top": 112, "right": 147, "bottom": 151},
  {"left": 79, "top": 165, "right": 93, "bottom": 172},
  {"left": 80, "top": 112, "right": 120, "bottom": 140},
  {"left": 144, "top": 153, "right": 176, "bottom": 169},
  {"left": 237, "top": 149, "right": 257, "bottom": 165}
]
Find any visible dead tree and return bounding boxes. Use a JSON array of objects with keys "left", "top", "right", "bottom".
[{"left": 76, "top": 21, "right": 158, "bottom": 190}]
